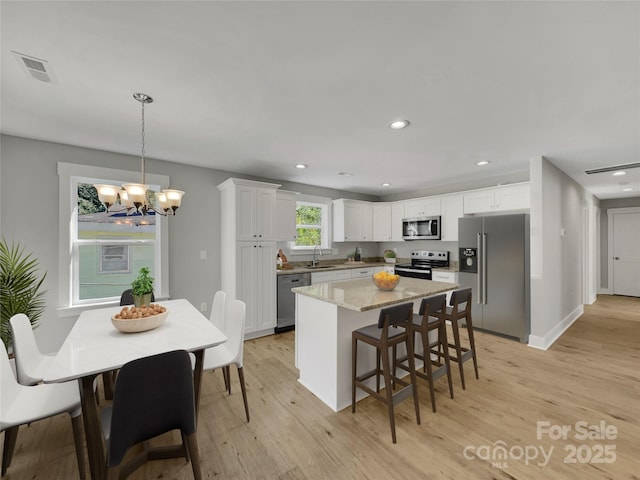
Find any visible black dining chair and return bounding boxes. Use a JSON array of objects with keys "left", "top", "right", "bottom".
[
  {"left": 119, "top": 289, "right": 155, "bottom": 306},
  {"left": 100, "top": 350, "right": 202, "bottom": 480}
]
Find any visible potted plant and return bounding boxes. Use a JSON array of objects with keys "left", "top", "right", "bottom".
[
  {"left": 383, "top": 249, "right": 397, "bottom": 264},
  {"left": 0, "top": 238, "right": 47, "bottom": 350},
  {"left": 131, "top": 267, "right": 154, "bottom": 307}
]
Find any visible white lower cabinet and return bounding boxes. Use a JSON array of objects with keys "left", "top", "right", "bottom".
[
  {"left": 431, "top": 271, "right": 458, "bottom": 283},
  {"left": 350, "top": 267, "right": 375, "bottom": 278},
  {"left": 237, "top": 242, "right": 277, "bottom": 338},
  {"left": 311, "top": 269, "right": 352, "bottom": 284}
]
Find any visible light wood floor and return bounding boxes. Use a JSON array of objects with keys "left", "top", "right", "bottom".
[{"left": 4, "top": 294, "right": 639, "bottom": 479}]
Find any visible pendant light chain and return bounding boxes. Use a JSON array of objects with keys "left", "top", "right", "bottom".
[{"left": 140, "top": 96, "right": 146, "bottom": 185}]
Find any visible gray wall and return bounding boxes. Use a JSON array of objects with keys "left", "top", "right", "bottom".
[
  {"left": 529, "top": 156, "right": 596, "bottom": 349},
  {"left": 599, "top": 197, "right": 640, "bottom": 289},
  {"left": 0, "top": 134, "right": 375, "bottom": 351}
]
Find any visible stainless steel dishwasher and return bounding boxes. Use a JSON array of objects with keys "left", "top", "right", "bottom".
[{"left": 276, "top": 272, "right": 311, "bottom": 333}]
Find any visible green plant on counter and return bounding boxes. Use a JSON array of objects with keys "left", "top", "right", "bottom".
[
  {"left": 383, "top": 250, "right": 396, "bottom": 259},
  {"left": 131, "top": 267, "right": 154, "bottom": 296},
  {"left": 0, "top": 238, "right": 47, "bottom": 349}
]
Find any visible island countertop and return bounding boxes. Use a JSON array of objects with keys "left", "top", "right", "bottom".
[{"left": 292, "top": 277, "right": 458, "bottom": 312}]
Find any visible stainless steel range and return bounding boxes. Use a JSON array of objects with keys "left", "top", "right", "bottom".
[{"left": 394, "top": 250, "right": 449, "bottom": 280}]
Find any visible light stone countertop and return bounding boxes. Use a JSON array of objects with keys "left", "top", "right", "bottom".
[
  {"left": 292, "top": 277, "right": 458, "bottom": 312},
  {"left": 276, "top": 261, "right": 391, "bottom": 275}
]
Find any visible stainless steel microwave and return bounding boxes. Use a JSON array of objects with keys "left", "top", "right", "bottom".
[{"left": 402, "top": 216, "right": 441, "bottom": 240}]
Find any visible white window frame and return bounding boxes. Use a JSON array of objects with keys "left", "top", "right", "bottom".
[
  {"left": 57, "top": 163, "right": 170, "bottom": 317},
  {"left": 289, "top": 195, "right": 332, "bottom": 252}
]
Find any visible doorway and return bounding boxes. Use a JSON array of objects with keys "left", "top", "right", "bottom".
[{"left": 607, "top": 207, "right": 640, "bottom": 297}]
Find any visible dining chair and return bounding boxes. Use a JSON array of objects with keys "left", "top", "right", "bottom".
[
  {"left": 203, "top": 299, "right": 250, "bottom": 422},
  {"left": 9, "top": 313, "right": 55, "bottom": 385},
  {"left": 1, "top": 342, "right": 86, "bottom": 479},
  {"left": 209, "top": 290, "right": 229, "bottom": 390},
  {"left": 119, "top": 288, "right": 155, "bottom": 306},
  {"left": 100, "top": 350, "right": 202, "bottom": 480}
]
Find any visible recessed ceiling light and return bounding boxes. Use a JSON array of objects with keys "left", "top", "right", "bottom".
[
  {"left": 295, "top": 164, "right": 308, "bottom": 169},
  {"left": 622, "top": 187, "right": 633, "bottom": 192},
  {"left": 381, "top": 183, "right": 391, "bottom": 187},
  {"left": 389, "top": 120, "right": 410, "bottom": 130},
  {"left": 338, "top": 172, "right": 353, "bottom": 176},
  {"left": 476, "top": 160, "right": 491, "bottom": 166},
  {"left": 612, "top": 171, "right": 627, "bottom": 176}
]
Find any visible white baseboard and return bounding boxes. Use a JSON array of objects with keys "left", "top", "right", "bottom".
[
  {"left": 528, "top": 304, "right": 584, "bottom": 351},
  {"left": 598, "top": 288, "right": 612, "bottom": 295}
]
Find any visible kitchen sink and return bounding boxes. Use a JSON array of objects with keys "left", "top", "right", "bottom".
[{"left": 304, "top": 265, "right": 334, "bottom": 269}]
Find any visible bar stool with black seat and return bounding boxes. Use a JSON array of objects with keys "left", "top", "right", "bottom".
[
  {"left": 394, "top": 293, "right": 454, "bottom": 412},
  {"left": 444, "top": 288, "right": 479, "bottom": 390},
  {"left": 351, "top": 302, "right": 420, "bottom": 444}
]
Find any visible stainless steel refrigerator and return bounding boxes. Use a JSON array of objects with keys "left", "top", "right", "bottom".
[{"left": 458, "top": 214, "right": 530, "bottom": 342}]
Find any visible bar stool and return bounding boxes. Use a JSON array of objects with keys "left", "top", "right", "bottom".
[
  {"left": 394, "top": 294, "right": 454, "bottom": 412},
  {"left": 444, "top": 288, "right": 478, "bottom": 389},
  {"left": 352, "top": 302, "right": 419, "bottom": 444}
]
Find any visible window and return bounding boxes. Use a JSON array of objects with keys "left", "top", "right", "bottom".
[
  {"left": 99, "top": 245, "right": 130, "bottom": 273},
  {"left": 58, "top": 163, "right": 170, "bottom": 315},
  {"left": 291, "top": 197, "right": 331, "bottom": 250}
]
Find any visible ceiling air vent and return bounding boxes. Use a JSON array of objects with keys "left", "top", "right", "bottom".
[
  {"left": 11, "top": 51, "right": 58, "bottom": 84},
  {"left": 585, "top": 162, "right": 640, "bottom": 175}
]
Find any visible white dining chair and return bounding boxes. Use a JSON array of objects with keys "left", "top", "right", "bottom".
[
  {"left": 0, "top": 341, "right": 86, "bottom": 479},
  {"left": 208, "top": 290, "right": 229, "bottom": 389},
  {"left": 203, "top": 299, "right": 250, "bottom": 422},
  {"left": 9, "top": 313, "right": 55, "bottom": 385}
]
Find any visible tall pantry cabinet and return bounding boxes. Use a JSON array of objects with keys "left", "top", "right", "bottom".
[{"left": 218, "top": 178, "right": 280, "bottom": 339}]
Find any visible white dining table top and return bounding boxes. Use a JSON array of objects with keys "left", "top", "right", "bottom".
[{"left": 43, "top": 299, "right": 227, "bottom": 383}]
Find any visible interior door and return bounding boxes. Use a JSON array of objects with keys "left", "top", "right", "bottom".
[{"left": 613, "top": 212, "right": 640, "bottom": 297}]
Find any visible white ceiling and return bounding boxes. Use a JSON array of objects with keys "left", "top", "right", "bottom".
[{"left": 1, "top": 1, "right": 639, "bottom": 199}]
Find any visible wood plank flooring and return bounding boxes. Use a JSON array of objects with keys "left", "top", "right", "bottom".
[{"left": 3, "top": 294, "right": 639, "bottom": 479}]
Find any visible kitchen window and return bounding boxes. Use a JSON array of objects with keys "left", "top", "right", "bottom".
[
  {"left": 57, "top": 163, "right": 170, "bottom": 315},
  {"left": 291, "top": 197, "right": 330, "bottom": 251}
]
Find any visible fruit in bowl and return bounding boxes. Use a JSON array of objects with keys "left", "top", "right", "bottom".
[
  {"left": 111, "top": 304, "right": 168, "bottom": 333},
  {"left": 372, "top": 271, "right": 400, "bottom": 291}
]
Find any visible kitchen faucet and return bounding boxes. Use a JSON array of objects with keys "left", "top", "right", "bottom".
[{"left": 312, "top": 245, "right": 323, "bottom": 266}]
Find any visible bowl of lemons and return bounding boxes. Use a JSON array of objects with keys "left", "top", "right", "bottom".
[{"left": 372, "top": 271, "right": 400, "bottom": 291}]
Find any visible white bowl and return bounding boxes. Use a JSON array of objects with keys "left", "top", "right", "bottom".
[{"left": 111, "top": 310, "right": 168, "bottom": 333}]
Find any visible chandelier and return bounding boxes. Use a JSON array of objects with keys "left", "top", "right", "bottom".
[{"left": 94, "top": 93, "right": 184, "bottom": 216}]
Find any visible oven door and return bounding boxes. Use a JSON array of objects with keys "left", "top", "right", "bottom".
[{"left": 394, "top": 266, "right": 432, "bottom": 280}]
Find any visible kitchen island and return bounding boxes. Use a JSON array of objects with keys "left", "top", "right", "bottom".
[{"left": 292, "top": 277, "right": 458, "bottom": 412}]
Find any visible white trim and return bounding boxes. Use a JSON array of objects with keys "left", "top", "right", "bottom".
[
  {"left": 528, "top": 304, "right": 583, "bottom": 350},
  {"left": 606, "top": 206, "right": 640, "bottom": 294},
  {"left": 57, "top": 162, "right": 170, "bottom": 315}
]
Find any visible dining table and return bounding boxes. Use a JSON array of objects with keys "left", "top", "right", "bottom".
[{"left": 43, "top": 298, "right": 227, "bottom": 480}]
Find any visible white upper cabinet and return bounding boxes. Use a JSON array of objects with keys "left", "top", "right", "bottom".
[
  {"left": 495, "top": 183, "right": 530, "bottom": 211},
  {"left": 218, "top": 178, "right": 280, "bottom": 241},
  {"left": 372, "top": 203, "right": 392, "bottom": 241},
  {"left": 404, "top": 197, "right": 441, "bottom": 218},
  {"left": 275, "top": 190, "right": 297, "bottom": 241},
  {"left": 333, "top": 199, "right": 373, "bottom": 242},
  {"left": 463, "top": 183, "right": 530, "bottom": 214},
  {"left": 440, "top": 194, "right": 463, "bottom": 241},
  {"left": 391, "top": 202, "right": 405, "bottom": 242}
]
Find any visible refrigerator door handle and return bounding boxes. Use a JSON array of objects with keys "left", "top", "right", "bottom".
[
  {"left": 477, "top": 233, "right": 482, "bottom": 304},
  {"left": 482, "top": 232, "right": 488, "bottom": 304}
]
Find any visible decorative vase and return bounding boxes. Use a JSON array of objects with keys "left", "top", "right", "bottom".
[{"left": 133, "top": 293, "right": 153, "bottom": 307}]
